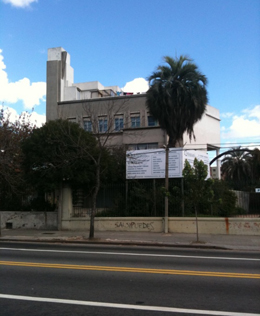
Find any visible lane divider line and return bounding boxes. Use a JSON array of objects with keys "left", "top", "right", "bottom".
[
  {"left": 0, "top": 293, "right": 259, "bottom": 315},
  {"left": 1, "top": 247, "right": 260, "bottom": 261},
  {"left": 0, "top": 261, "right": 259, "bottom": 279}
]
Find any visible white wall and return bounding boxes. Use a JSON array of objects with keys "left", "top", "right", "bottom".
[
  {"left": 61, "top": 217, "right": 260, "bottom": 235},
  {"left": 184, "top": 105, "right": 220, "bottom": 150},
  {"left": 0, "top": 212, "right": 57, "bottom": 230},
  {"left": 1, "top": 212, "right": 259, "bottom": 235}
]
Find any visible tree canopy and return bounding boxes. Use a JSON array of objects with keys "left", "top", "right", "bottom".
[
  {"left": 182, "top": 158, "right": 213, "bottom": 241},
  {"left": 0, "top": 110, "right": 35, "bottom": 210},
  {"left": 183, "top": 158, "right": 213, "bottom": 210},
  {"left": 221, "top": 147, "right": 260, "bottom": 190},
  {"left": 146, "top": 55, "right": 208, "bottom": 147},
  {"left": 22, "top": 119, "right": 99, "bottom": 192},
  {"left": 221, "top": 148, "right": 252, "bottom": 182}
]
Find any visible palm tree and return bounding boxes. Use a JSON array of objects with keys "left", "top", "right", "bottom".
[
  {"left": 221, "top": 148, "right": 252, "bottom": 182},
  {"left": 146, "top": 55, "right": 208, "bottom": 147}
]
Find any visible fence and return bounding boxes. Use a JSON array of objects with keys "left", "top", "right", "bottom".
[
  {"left": 72, "top": 179, "right": 180, "bottom": 218},
  {"left": 231, "top": 190, "right": 260, "bottom": 214},
  {"left": 71, "top": 179, "right": 260, "bottom": 218},
  {"left": 233, "top": 191, "right": 250, "bottom": 212}
]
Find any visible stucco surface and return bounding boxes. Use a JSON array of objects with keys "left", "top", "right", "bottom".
[{"left": 1, "top": 212, "right": 57, "bottom": 230}]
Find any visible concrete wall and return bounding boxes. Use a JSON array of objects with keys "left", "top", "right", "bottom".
[
  {"left": 2, "top": 212, "right": 258, "bottom": 235},
  {"left": 61, "top": 217, "right": 260, "bottom": 235},
  {"left": 168, "top": 217, "right": 260, "bottom": 235},
  {"left": 61, "top": 217, "right": 162, "bottom": 232},
  {"left": 184, "top": 105, "right": 220, "bottom": 151},
  {"left": 0, "top": 212, "right": 57, "bottom": 230}
]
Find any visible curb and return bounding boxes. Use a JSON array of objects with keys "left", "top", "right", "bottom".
[{"left": 0, "top": 238, "right": 230, "bottom": 250}]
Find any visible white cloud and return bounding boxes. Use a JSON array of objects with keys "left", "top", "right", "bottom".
[
  {"left": 121, "top": 78, "right": 149, "bottom": 94},
  {"left": 220, "top": 112, "right": 234, "bottom": 119},
  {"left": 29, "top": 111, "right": 46, "bottom": 127},
  {"left": 246, "top": 143, "right": 260, "bottom": 151},
  {"left": 2, "top": 0, "right": 38, "bottom": 8},
  {"left": 0, "top": 49, "right": 46, "bottom": 109},
  {"left": 0, "top": 105, "right": 45, "bottom": 127},
  {"left": 221, "top": 105, "right": 260, "bottom": 140},
  {"left": 244, "top": 105, "right": 260, "bottom": 120}
]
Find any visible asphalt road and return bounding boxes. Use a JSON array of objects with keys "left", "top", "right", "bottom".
[{"left": 0, "top": 242, "right": 260, "bottom": 316}]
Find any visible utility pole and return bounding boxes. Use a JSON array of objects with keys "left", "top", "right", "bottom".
[{"left": 164, "top": 146, "right": 169, "bottom": 233}]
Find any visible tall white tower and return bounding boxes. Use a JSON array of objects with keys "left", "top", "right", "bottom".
[{"left": 46, "top": 47, "right": 74, "bottom": 121}]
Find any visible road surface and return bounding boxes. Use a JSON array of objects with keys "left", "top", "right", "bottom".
[{"left": 0, "top": 242, "right": 260, "bottom": 315}]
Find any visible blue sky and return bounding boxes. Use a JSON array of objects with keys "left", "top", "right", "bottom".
[{"left": 0, "top": 0, "right": 259, "bottom": 151}]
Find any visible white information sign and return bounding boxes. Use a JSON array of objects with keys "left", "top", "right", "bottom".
[{"left": 126, "top": 148, "right": 209, "bottom": 179}]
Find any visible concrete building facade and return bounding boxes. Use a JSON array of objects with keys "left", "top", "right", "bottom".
[{"left": 46, "top": 47, "right": 221, "bottom": 173}]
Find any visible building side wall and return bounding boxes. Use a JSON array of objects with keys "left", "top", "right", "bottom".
[
  {"left": 46, "top": 60, "right": 61, "bottom": 122},
  {"left": 184, "top": 108, "right": 221, "bottom": 150},
  {"left": 56, "top": 94, "right": 166, "bottom": 148},
  {"left": 54, "top": 95, "right": 219, "bottom": 150}
]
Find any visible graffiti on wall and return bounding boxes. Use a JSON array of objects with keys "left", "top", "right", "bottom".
[
  {"left": 228, "top": 221, "right": 260, "bottom": 230},
  {"left": 115, "top": 221, "right": 155, "bottom": 231}
]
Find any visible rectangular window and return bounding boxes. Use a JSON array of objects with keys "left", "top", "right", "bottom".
[
  {"left": 83, "top": 120, "right": 92, "bottom": 132},
  {"left": 115, "top": 117, "right": 124, "bottom": 131},
  {"left": 128, "top": 143, "right": 158, "bottom": 150},
  {"left": 148, "top": 116, "right": 158, "bottom": 127},
  {"left": 99, "top": 118, "right": 108, "bottom": 132},
  {"left": 131, "top": 116, "right": 140, "bottom": 128},
  {"left": 67, "top": 117, "right": 76, "bottom": 123}
]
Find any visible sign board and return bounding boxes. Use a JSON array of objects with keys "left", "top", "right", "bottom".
[
  {"left": 126, "top": 148, "right": 209, "bottom": 179},
  {"left": 255, "top": 188, "right": 260, "bottom": 193}
]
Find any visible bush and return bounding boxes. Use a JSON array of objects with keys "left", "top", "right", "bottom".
[
  {"left": 211, "top": 180, "right": 237, "bottom": 216},
  {"left": 29, "top": 195, "right": 56, "bottom": 212}
]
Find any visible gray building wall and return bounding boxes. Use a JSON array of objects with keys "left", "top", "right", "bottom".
[{"left": 55, "top": 94, "right": 167, "bottom": 148}]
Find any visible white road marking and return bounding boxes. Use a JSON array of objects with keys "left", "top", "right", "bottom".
[
  {"left": 0, "top": 294, "right": 259, "bottom": 315},
  {"left": 0, "top": 247, "right": 259, "bottom": 261}
]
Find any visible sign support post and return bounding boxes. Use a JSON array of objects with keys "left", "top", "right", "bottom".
[{"left": 164, "top": 146, "right": 169, "bottom": 233}]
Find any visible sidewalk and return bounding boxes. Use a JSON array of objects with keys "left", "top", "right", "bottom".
[{"left": 1, "top": 229, "right": 260, "bottom": 251}]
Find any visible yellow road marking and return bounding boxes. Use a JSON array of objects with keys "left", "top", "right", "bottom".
[{"left": 0, "top": 261, "right": 259, "bottom": 279}]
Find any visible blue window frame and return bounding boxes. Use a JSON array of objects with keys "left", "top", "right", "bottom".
[
  {"left": 115, "top": 117, "right": 124, "bottom": 131},
  {"left": 99, "top": 118, "right": 108, "bottom": 132},
  {"left": 131, "top": 116, "right": 140, "bottom": 128},
  {"left": 148, "top": 116, "right": 158, "bottom": 127},
  {"left": 83, "top": 120, "right": 92, "bottom": 132}
]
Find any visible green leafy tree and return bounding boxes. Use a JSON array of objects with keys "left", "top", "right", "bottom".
[
  {"left": 22, "top": 119, "right": 117, "bottom": 238},
  {"left": 210, "top": 179, "right": 238, "bottom": 216},
  {"left": 22, "top": 119, "right": 98, "bottom": 192},
  {"left": 146, "top": 55, "right": 208, "bottom": 147},
  {"left": 183, "top": 159, "right": 213, "bottom": 241},
  {"left": 22, "top": 120, "right": 105, "bottom": 233},
  {"left": 0, "top": 109, "right": 35, "bottom": 210}
]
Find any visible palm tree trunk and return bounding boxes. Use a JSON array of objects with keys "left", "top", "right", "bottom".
[{"left": 168, "top": 135, "right": 176, "bottom": 148}]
